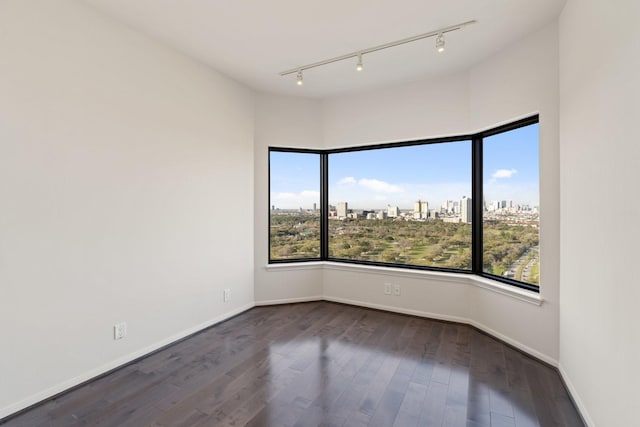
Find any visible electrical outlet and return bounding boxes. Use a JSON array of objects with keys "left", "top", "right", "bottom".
[
  {"left": 393, "top": 284, "right": 401, "bottom": 296},
  {"left": 223, "top": 288, "right": 231, "bottom": 302},
  {"left": 384, "top": 283, "right": 392, "bottom": 295},
  {"left": 114, "top": 322, "right": 127, "bottom": 340}
]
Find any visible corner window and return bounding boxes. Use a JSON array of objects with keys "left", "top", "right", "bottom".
[{"left": 268, "top": 116, "right": 540, "bottom": 291}]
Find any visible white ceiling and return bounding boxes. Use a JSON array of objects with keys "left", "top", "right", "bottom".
[{"left": 83, "top": 0, "right": 566, "bottom": 98}]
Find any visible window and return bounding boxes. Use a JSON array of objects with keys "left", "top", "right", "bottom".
[
  {"left": 269, "top": 150, "right": 321, "bottom": 261},
  {"left": 482, "top": 123, "right": 540, "bottom": 286},
  {"left": 268, "top": 116, "right": 540, "bottom": 291},
  {"left": 328, "top": 141, "right": 472, "bottom": 270}
]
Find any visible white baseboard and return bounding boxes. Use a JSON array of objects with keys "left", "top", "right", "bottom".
[
  {"left": 254, "top": 295, "right": 323, "bottom": 306},
  {"left": 558, "top": 363, "right": 594, "bottom": 427},
  {"left": 0, "top": 302, "right": 254, "bottom": 421},
  {"left": 322, "top": 296, "right": 469, "bottom": 324},
  {"left": 467, "top": 319, "right": 557, "bottom": 366},
  {"left": 322, "top": 295, "right": 558, "bottom": 367}
]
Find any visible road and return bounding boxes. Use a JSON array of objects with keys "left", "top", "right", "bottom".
[{"left": 503, "top": 245, "right": 539, "bottom": 282}]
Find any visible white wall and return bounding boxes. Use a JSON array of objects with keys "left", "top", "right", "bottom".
[
  {"left": 322, "top": 71, "right": 470, "bottom": 146},
  {"left": 559, "top": 1, "right": 640, "bottom": 425},
  {"left": 0, "top": 0, "right": 255, "bottom": 418},
  {"left": 467, "top": 23, "right": 561, "bottom": 362},
  {"left": 254, "top": 95, "right": 324, "bottom": 303},
  {"left": 321, "top": 22, "right": 560, "bottom": 362}
]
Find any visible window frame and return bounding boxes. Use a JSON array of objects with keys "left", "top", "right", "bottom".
[
  {"left": 325, "top": 136, "right": 473, "bottom": 274},
  {"left": 268, "top": 115, "right": 540, "bottom": 292},
  {"left": 268, "top": 147, "right": 324, "bottom": 263}
]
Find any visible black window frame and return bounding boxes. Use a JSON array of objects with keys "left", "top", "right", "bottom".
[
  {"left": 269, "top": 115, "right": 540, "bottom": 292},
  {"left": 268, "top": 147, "right": 324, "bottom": 263}
]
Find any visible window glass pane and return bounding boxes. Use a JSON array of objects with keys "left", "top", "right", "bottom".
[
  {"left": 483, "top": 123, "right": 540, "bottom": 286},
  {"left": 269, "top": 151, "right": 320, "bottom": 260},
  {"left": 328, "top": 141, "right": 472, "bottom": 269}
]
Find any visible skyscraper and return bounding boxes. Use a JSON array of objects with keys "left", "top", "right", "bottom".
[
  {"left": 414, "top": 200, "right": 428, "bottom": 219},
  {"left": 460, "top": 196, "right": 472, "bottom": 223},
  {"left": 387, "top": 205, "right": 400, "bottom": 218},
  {"left": 337, "top": 202, "right": 348, "bottom": 219}
]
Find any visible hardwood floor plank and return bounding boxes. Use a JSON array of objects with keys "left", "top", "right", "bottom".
[
  {"left": 392, "top": 381, "right": 427, "bottom": 427},
  {"left": 466, "top": 328, "right": 493, "bottom": 426},
  {"left": 416, "top": 380, "right": 449, "bottom": 426},
  {"left": 490, "top": 412, "right": 517, "bottom": 427},
  {"left": 367, "top": 357, "right": 414, "bottom": 426},
  {"left": 502, "top": 346, "right": 540, "bottom": 427},
  {"left": 429, "top": 323, "right": 458, "bottom": 385}
]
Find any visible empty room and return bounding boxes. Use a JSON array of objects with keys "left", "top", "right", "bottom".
[{"left": 0, "top": 1, "right": 637, "bottom": 426}]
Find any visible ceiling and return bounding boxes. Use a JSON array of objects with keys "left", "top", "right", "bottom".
[{"left": 83, "top": 0, "right": 566, "bottom": 99}]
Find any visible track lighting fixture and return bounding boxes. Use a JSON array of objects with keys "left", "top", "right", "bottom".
[
  {"left": 280, "top": 20, "right": 476, "bottom": 86},
  {"left": 436, "top": 33, "right": 445, "bottom": 52}
]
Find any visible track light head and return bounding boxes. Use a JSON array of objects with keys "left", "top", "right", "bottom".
[
  {"left": 296, "top": 70, "right": 303, "bottom": 86},
  {"left": 356, "top": 53, "right": 363, "bottom": 72},
  {"left": 436, "top": 33, "right": 445, "bottom": 52}
]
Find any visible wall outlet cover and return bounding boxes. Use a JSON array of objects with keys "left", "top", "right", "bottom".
[
  {"left": 114, "top": 322, "right": 127, "bottom": 340},
  {"left": 384, "top": 283, "right": 392, "bottom": 295},
  {"left": 393, "top": 284, "right": 401, "bottom": 296}
]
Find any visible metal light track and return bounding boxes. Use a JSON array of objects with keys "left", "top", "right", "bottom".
[{"left": 279, "top": 20, "right": 477, "bottom": 76}]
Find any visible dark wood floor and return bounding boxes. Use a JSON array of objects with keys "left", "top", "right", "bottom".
[{"left": 2, "top": 302, "right": 584, "bottom": 427}]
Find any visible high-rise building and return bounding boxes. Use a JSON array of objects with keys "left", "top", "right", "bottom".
[
  {"left": 441, "top": 200, "right": 456, "bottom": 215},
  {"left": 460, "top": 196, "right": 472, "bottom": 223},
  {"left": 414, "top": 200, "right": 428, "bottom": 219},
  {"left": 337, "top": 202, "right": 348, "bottom": 218},
  {"left": 387, "top": 205, "right": 400, "bottom": 218}
]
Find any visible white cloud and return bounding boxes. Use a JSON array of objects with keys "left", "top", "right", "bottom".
[
  {"left": 272, "top": 190, "right": 319, "bottom": 209},
  {"left": 338, "top": 176, "right": 357, "bottom": 185},
  {"left": 491, "top": 169, "right": 518, "bottom": 179},
  {"left": 274, "top": 192, "right": 296, "bottom": 200},
  {"left": 358, "top": 178, "right": 403, "bottom": 193},
  {"left": 488, "top": 169, "right": 518, "bottom": 185}
]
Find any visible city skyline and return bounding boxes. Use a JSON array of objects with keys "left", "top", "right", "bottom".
[{"left": 270, "top": 124, "right": 539, "bottom": 210}]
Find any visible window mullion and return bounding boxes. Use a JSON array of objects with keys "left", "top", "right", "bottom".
[
  {"left": 320, "top": 152, "right": 329, "bottom": 260},
  {"left": 472, "top": 136, "right": 483, "bottom": 274}
]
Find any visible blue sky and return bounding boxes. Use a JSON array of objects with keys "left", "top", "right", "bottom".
[
  {"left": 270, "top": 123, "right": 539, "bottom": 210},
  {"left": 483, "top": 123, "right": 539, "bottom": 208},
  {"left": 270, "top": 151, "right": 320, "bottom": 208}
]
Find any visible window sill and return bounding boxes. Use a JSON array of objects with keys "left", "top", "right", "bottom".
[{"left": 265, "top": 261, "right": 542, "bottom": 306}]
